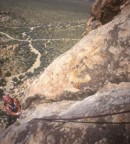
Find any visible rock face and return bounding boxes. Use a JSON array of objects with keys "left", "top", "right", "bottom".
[
  {"left": 0, "top": 0, "right": 130, "bottom": 144},
  {"left": 23, "top": 1, "right": 130, "bottom": 108},
  {"left": 84, "top": 0, "right": 129, "bottom": 34},
  {"left": 91, "top": 0, "right": 128, "bottom": 24},
  {"left": 0, "top": 82, "right": 130, "bottom": 144},
  {"left": 19, "top": 82, "right": 130, "bottom": 124}
]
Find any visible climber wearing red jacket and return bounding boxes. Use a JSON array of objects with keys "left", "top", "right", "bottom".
[{"left": 3, "top": 94, "right": 21, "bottom": 127}]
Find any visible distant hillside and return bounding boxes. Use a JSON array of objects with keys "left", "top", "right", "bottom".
[
  {"left": 0, "top": 0, "right": 91, "bottom": 26},
  {"left": 57, "top": 0, "right": 94, "bottom": 3},
  {"left": 43, "top": 0, "right": 93, "bottom": 4}
]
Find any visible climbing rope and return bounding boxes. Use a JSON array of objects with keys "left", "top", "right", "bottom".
[{"left": 34, "top": 109, "right": 130, "bottom": 124}]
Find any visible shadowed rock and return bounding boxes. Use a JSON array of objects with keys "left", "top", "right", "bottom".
[
  {"left": 0, "top": 82, "right": 130, "bottom": 144},
  {"left": 1, "top": 120, "right": 130, "bottom": 144},
  {"left": 20, "top": 82, "right": 130, "bottom": 124},
  {"left": 91, "top": 0, "right": 128, "bottom": 24},
  {"left": 84, "top": 0, "right": 129, "bottom": 34}
]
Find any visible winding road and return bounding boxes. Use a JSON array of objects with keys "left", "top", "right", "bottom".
[{"left": 0, "top": 24, "right": 82, "bottom": 93}]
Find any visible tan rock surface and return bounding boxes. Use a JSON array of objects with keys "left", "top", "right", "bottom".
[{"left": 24, "top": 3, "right": 130, "bottom": 108}]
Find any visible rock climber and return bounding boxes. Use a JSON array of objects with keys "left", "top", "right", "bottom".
[{"left": 3, "top": 94, "right": 21, "bottom": 127}]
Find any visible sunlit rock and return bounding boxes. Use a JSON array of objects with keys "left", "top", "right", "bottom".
[{"left": 24, "top": 3, "right": 130, "bottom": 108}]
